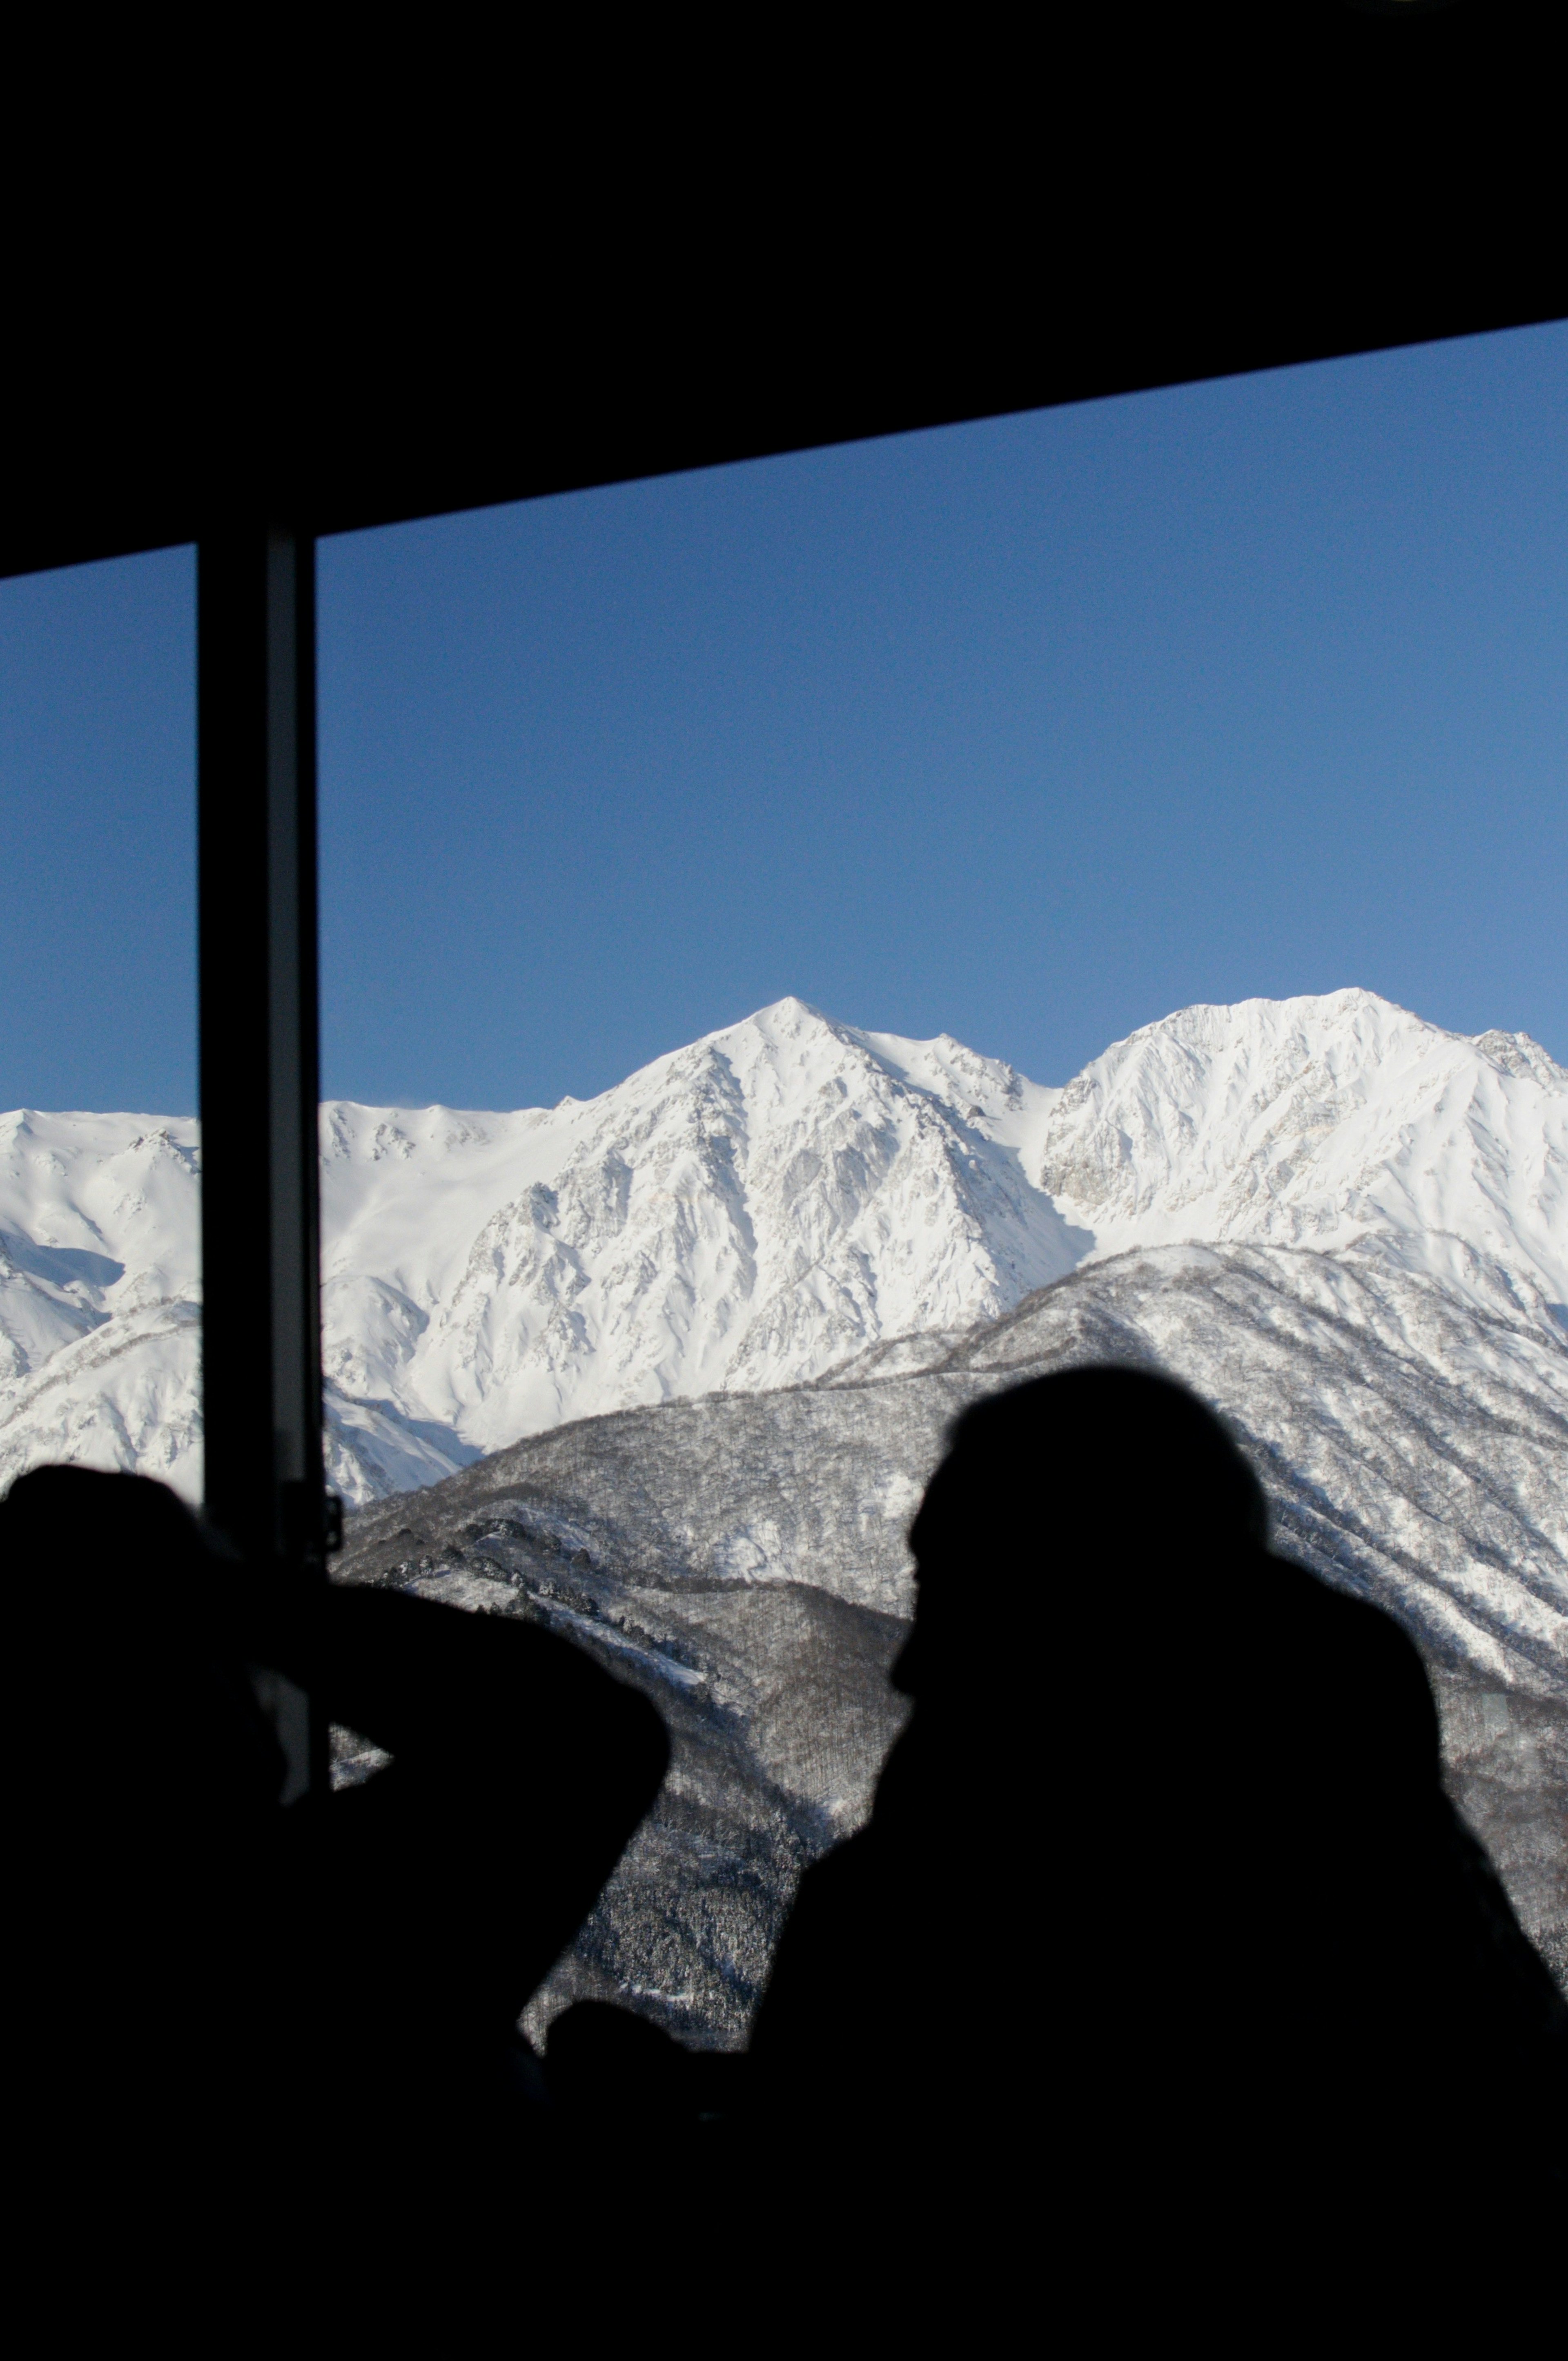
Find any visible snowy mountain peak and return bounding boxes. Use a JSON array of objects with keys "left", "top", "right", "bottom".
[
  {"left": 314, "top": 997, "right": 1085, "bottom": 1494},
  {"left": 1034, "top": 989, "right": 1568, "bottom": 1313}
]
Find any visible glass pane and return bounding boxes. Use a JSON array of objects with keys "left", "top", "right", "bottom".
[
  {"left": 1, "top": 548, "right": 199, "bottom": 1499},
  {"left": 306, "top": 323, "right": 1561, "bottom": 2042}
]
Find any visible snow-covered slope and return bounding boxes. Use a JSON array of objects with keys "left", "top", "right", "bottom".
[
  {"left": 0, "top": 1112, "right": 203, "bottom": 1494},
  {"left": 316, "top": 997, "right": 1078, "bottom": 1495},
  {"left": 3, "top": 991, "right": 1564, "bottom": 1508},
  {"left": 1037, "top": 990, "right": 1568, "bottom": 1315}
]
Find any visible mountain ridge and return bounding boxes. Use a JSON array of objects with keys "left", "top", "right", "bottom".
[{"left": 3, "top": 990, "right": 1564, "bottom": 1507}]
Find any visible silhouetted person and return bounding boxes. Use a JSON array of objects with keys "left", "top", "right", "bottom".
[
  {"left": 2, "top": 1464, "right": 667, "bottom": 2289},
  {"left": 746, "top": 1369, "right": 1568, "bottom": 2297}
]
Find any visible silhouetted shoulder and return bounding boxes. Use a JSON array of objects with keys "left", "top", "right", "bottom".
[
  {"left": 749, "top": 1828, "right": 881, "bottom": 2065},
  {"left": 1259, "top": 1550, "right": 1442, "bottom": 1770}
]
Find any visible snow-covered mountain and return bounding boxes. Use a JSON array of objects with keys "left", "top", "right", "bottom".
[
  {"left": 315, "top": 997, "right": 1082, "bottom": 1496},
  {"left": 0, "top": 1112, "right": 202, "bottom": 1491},
  {"left": 1033, "top": 992, "right": 1567, "bottom": 1318},
  {"left": 2, "top": 990, "right": 1564, "bottom": 1511}
]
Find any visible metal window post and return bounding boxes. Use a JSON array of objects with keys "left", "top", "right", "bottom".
[{"left": 197, "top": 524, "right": 327, "bottom": 1799}]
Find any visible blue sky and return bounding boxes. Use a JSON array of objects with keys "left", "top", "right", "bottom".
[{"left": 4, "top": 320, "right": 1565, "bottom": 1115}]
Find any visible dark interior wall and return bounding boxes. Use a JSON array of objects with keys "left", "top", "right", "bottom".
[{"left": 4, "top": 1, "right": 1563, "bottom": 580}]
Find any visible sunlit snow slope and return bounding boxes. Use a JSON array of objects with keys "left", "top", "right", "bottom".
[
  {"left": 2, "top": 991, "right": 1564, "bottom": 1510},
  {"left": 1036, "top": 991, "right": 1567, "bottom": 1317},
  {"left": 315, "top": 997, "right": 1078, "bottom": 1494},
  {"left": 0, "top": 1113, "right": 202, "bottom": 1492}
]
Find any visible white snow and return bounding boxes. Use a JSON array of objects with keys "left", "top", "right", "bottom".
[
  {"left": 0, "top": 1111, "right": 204, "bottom": 1494},
  {"left": 1037, "top": 990, "right": 1568, "bottom": 1313},
  {"left": 2, "top": 990, "right": 1564, "bottom": 1507}
]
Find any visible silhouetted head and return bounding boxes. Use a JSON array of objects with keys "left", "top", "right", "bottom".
[
  {"left": 894, "top": 1365, "right": 1267, "bottom": 1697},
  {"left": 2, "top": 1464, "right": 285, "bottom": 1827}
]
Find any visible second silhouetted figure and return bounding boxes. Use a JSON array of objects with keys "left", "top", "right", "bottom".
[{"left": 746, "top": 1367, "right": 1568, "bottom": 2300}]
